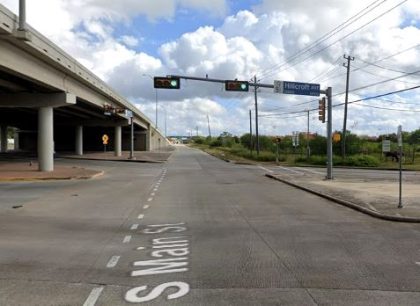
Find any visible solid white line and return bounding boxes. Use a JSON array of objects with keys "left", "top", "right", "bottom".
[
  {"left": 147, "top": 197, "right": 153, "bottom": 202},
  {"left": 277, "top": 166, "right": 304, "bottom": 174},
  {"left": 83, "top": 287, "right": 104, "bottom": 306},
  {"left": 106, "top": 255, "right": 120, "bottom": 268},
  {"left": 258, "top": 166, "right": 274, "bottom": 173},
  {"left": 130, "top": 224, "right": 139, "bottom": 230},
  {"left": 138, "top": 214, "right": 144, "bottom": 219},
  {"left": 297, "top": 167, "right": 324, "bottom": 175},
  {"left": 123, "top": 235, "right": 132, "bottom": 243},
  {"left": 143, "top": 205, "right": 150, "bottom": 209}
]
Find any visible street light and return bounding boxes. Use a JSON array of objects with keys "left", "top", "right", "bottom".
[{"left": 142, "top": 74, "right": 158, "bottom": 129}]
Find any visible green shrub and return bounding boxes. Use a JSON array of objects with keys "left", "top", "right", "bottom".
[
  {"left": 339, "top": 155, "right": 380, "bottom": 167},
  {"left": 209, "top": 139, "right": 223, "bottom": 147}
]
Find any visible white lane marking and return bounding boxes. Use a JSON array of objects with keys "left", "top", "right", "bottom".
[
  {"left": 131, "top": 224, "right": 139, "bottom": 230},
  {"left": 153, "top": 188, "right": 158, "bottom": 191},
  {"left": 147, "top": 197, "right": 153, "bottom": 202},
  {"left": 415, "top": 262, "right": 420, "bottom": 266},
  {"left": 106, "top": 255, "right": 120, "bottom": 268},
  {"left": 138, "top": 214, "right": 144, "bottom": 219},
  {"left": 277, "top": 166, "right": 304, "bottom": 174},
  {"left": 258, "top": 166, "right": 274, "bottom": 173},
  {"left": 365, "top": 203, "right": 378, "bottom": 212},
  {"left": 151, "top": 192, "right": 155, "bottom": 196},
  {"left": 123, "top": 235, "right": 132, "bottom": 243},
  {"left": 143, "top": 205, "right": 150, "bottom": 209},
  {"left": 83, "top": 287, "right": 104, "bottom": 306},
  {"left": 137, "top": 246, "right": 145, "bottom": 250},
  {"left": 297, "top": 167, "right": 324, "bottom": 175}
]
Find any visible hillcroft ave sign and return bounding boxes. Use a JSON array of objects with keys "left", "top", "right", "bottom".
[{"left": 274, "top": 81, "right": 320, "bottom": 96}]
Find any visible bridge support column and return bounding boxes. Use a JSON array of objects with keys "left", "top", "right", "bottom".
[
  {"left": 14, "top": 130, "right": 19, "bottom": 150},
  {"left": 38, "top": 107, "right": 54, "bottom": 172},
  {"left": 145, "top": 129, "right": 151, "bottom": 151},
  {"left": 114, "top": 125, "right": 122, "bottom": 156},
  {"left": 0, "top": 125, "right": 7, "bottom": 152},
  {"left": 75, "top": 125, "right": 83, "bottom": 156}
]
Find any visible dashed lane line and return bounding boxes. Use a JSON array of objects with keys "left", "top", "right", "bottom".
[
  {"left": 147, "top": 197, "right": 153, "bottom": 202},
  {"left": 123, "top": 235, "right": 132, "bottom": 243},
  {"left": 130, "top": 224, "right": 139, "bottom": 230},
  {"left": 106, "top": 255, "right": 120, "bottom": 268},
  {"left": 138, "top": 214, "right": 144, "bottom": 219},
  {"left": 83, "top": 286, "right": 104, "bottom": 306},
  {"left": 143, "top": 205, "right": 150, "bottom": 209}
]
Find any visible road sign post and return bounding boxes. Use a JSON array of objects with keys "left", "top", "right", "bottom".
[{"left": 102, "top": 134, "right": 109, "bottom": 152}]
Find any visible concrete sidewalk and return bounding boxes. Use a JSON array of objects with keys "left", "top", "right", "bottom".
[
  {"left": 266, "top": 169, "right": 420, "bottom": 222},
  {"left": 0, "top": 160, "right": 103, "bottom": 181}
]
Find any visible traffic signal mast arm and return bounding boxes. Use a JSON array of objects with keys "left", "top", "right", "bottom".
[{"left": 166, "top": 75, "right": 275, "bottom": 89}]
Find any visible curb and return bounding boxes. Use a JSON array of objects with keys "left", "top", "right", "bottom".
[
  {"left": 59, "top": 156, "right": 164, "bottom": 164},
  {"left": 265, "top": 174, "right": 420, "bottom": 223},
  {"left": 0, "top": 170, "right": 104, "bottom": 182}
]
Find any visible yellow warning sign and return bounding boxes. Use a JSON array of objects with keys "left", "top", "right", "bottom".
[
  {"left": 102, "top": 134, "right": 109, "bottom": 145},
  {"left": 332, "top": 133, "right": 341, "bottom": 143}
]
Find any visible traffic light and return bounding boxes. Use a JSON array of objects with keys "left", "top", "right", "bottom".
[
  {"left": 154, "top": 77, "right": 180, "bottom": 89},
  {"left": 318, "top": 97, "right": 326, "bottom": 123},
  {"left": 225, "top": 80, "right": 249, "bottom": 92}
]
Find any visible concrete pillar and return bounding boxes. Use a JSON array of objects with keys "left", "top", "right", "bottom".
[
  {"left": 145, "top": 129, "right": 151, "bottom": 151},
  {"left": 75, "top": 125, "right": 83, "bottom": 156},
  {"left": 14, "top": 129, "right": 19, "bottom": 150},
  {"left": 0, "top": 125, "right": 7, "bottom": 152},
  {"left": 114, "top": 125, "right": 122, "bottom": 156},
  {"left": 38, "top": 107, "right": 54, "bottom": 172}
]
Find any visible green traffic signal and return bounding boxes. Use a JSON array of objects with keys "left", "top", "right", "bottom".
[
  {"left": 225, "top": 80, "right": 249, "bottom": 92},
  {"left": 154, "top": 77, "right": 180, "bottom": 89}
]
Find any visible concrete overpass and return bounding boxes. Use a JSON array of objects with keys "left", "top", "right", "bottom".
[{"left": 0, "top": 4, "right": 168, "bottom": 171}]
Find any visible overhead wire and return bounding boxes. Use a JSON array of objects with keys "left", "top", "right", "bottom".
[
  {"left": 254, "top": 0, "right": 388, "bottom": 80},
  {"left": 259, "top": 0, "right": 409, "bottom": 82}
]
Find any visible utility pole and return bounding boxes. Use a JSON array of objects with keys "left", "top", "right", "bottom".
[
  {"left": 342, "top": 54, "right": 354, "bottom": 159},
  {"left": 254, "top": 76, "right": 260, "bottom": 156},
  {"left": 306, "top": 110, "right": 310, "bottom": 159},
  {"left": 207, "top": 114, "right": 211, "bottom": 138},
  {"left": 196, "top": 126, "right": 199, "bottom": 137},
  {"left": 249, "top": 109, "right": 253, "bottom": 155}
]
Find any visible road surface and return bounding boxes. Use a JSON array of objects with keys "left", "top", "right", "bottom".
[{"left": 1, "top": 146, "right": 419, "bottom": 305}]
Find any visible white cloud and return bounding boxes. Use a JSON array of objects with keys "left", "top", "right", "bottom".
[{"left": 0, "top": 0, "right": 419, "bottom": 137}]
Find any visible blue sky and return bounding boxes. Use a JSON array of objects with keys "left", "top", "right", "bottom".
[{"left": 113, "top": 0, "right": 262, "bottom": 56}]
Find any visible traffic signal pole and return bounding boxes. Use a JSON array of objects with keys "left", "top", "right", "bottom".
[
  {"left": 254, "top": 76, "right": 260, "bottom": 156},
  {"left": 326, "top": 87, "right": 333, "bottom": 180}
]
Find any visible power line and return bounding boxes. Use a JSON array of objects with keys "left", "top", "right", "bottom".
[
  {"left": 259, "top": 0, "right": 408, "bottom": 81},
  {"left": 356, "top": 104, "right": 420, "bottom": 112},
  {"left": 319, "top": 43, "right": 420, "bottom": 83},
  {"left": 352, "top": 63, "right": 420, "bottom": 85},
  {"left": 255, "top": 0, "right": 388, "bottom": 80},
  {"left": 260, "top": 84, "right": 420, "bottom": 117}
]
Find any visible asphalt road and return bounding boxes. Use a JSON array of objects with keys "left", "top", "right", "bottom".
[{"left": 1, "top": 146, "right": 420, "bottom": 305}]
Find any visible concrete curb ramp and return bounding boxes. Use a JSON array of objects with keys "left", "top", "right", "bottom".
[{"left": 266, "top": 174, "right": 420, "bottom": 223}]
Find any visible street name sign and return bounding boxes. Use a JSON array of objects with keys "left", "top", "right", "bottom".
[
  {"left": 382, "top": 140, "right": 391, "bottom": 152},
  {"left": 274, "top": 80, "right": 320, "bottom": 96}
]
